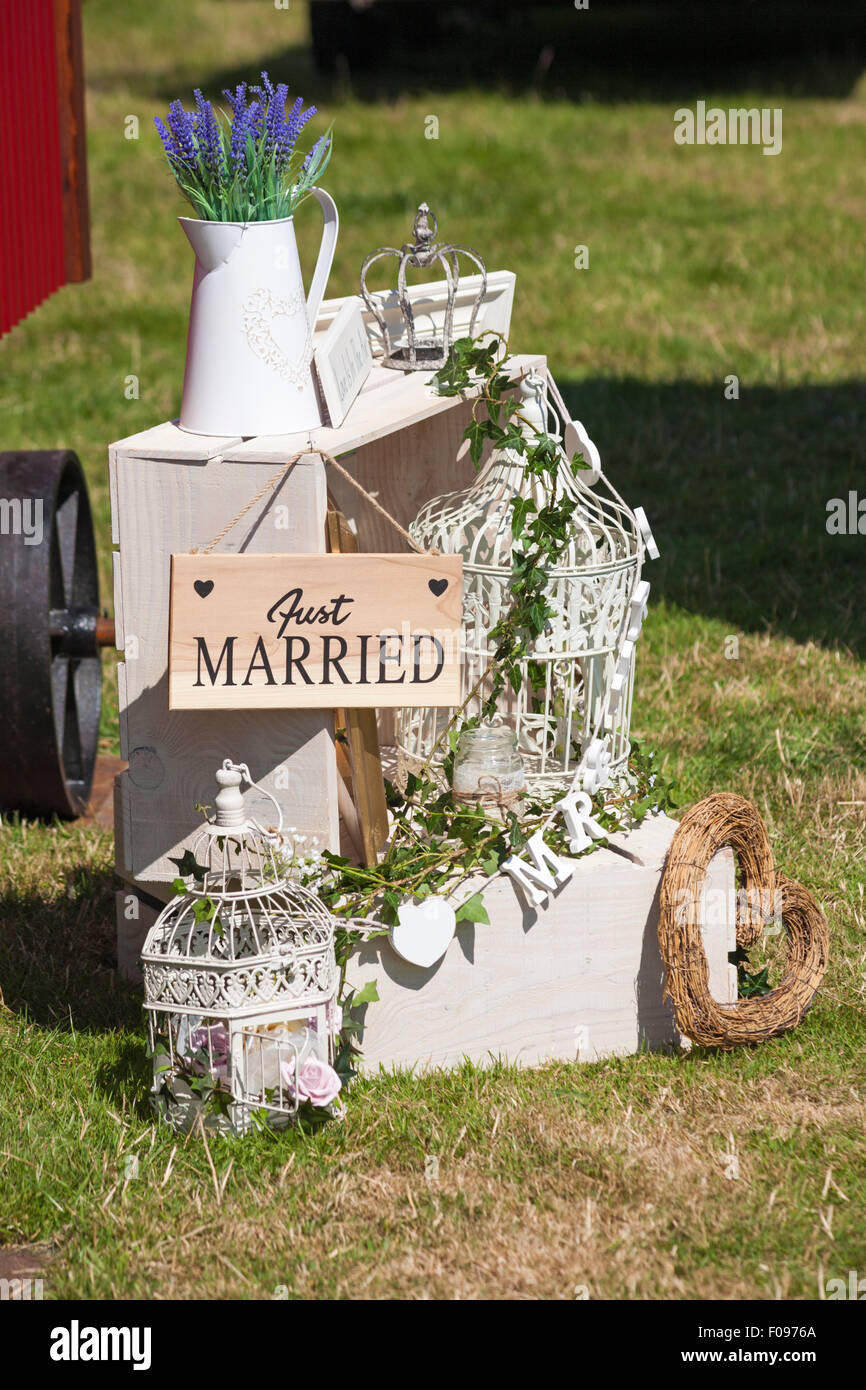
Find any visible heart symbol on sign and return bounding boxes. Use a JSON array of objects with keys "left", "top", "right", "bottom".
[
  {"left": 428, "top": 578, "right": 448, "bottom": 597},
  {"left": 390, "top": 897, "right": 456, "bottom": 969},
  {"left": 194, "top": 580, "right": 214, "bottom": 598}
]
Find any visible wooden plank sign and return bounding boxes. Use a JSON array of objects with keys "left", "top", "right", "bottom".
[{"left": 169, "top": 552, "right": 463, "bottom": 710}]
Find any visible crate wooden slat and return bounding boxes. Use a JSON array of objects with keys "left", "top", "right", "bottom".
[
  {"left": 313, "top": 272, "right": 516, "bottom": 364},
  {"left": 220, "top": 351, "right": 543, "bottom": 465},
  {"left": 108, "top": 423, "right": 243, "bottom": 463}
]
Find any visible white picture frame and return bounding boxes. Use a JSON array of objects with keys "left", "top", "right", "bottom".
[
  {"left": 313, "top": 300, "right": 374, "bottom": 429},
  {"left": 313, "top": 269, "right": 517, "bottom": 363}
]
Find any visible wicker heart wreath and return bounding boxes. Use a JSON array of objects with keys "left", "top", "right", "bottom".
[{"left": 658, "top": 793, "right": 829, "bottom": 1049}]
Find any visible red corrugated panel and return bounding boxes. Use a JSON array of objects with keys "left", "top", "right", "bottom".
[
  {"left": 43, "top": 0, "right": 66, "bottom": 293},
  {"left": 0, "top": 4, "right": 10, "bottom": 334},
  {"left": 0, "top": 0, "right": 66, "bottom": 336},
  {"left": 19, "top": 0, "right": 35, "bottom": 329}
]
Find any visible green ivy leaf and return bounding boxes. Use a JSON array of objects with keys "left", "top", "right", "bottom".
[
  {"left": 455, "top": 893, "right": 490, "bottom": 925},
  {"left": 480, "top": 850, "right": 501, "bottom": 876},
  {"left": 352, "top": 979, "right": 380, "bottom": 1007},
  {"left": 168, "top": 849, "right": 210, "bottom": 882},
  {"left": 510, "top": 496, "right": 537, "bottom": 539},
  {"left": 381, "top": 890, "right": 401, "bottom": 926},
  {"left": 465, "top": 416, "right": 497, "bottom": 468}
]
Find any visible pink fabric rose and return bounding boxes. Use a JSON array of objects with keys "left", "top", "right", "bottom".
[
  {"left": 280, "top": 1055, "right": 341, "bottom": 1108},
  {"left": 189, "top": 1022, "right": 230, "bottom": 1076}
]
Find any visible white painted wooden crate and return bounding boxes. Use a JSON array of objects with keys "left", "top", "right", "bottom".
[
  {"left": 346, "top": 815, "right": 736, "bottom": 1072},
  {"left": 109, "top": 347, "right": 542, "bottom": 892}
]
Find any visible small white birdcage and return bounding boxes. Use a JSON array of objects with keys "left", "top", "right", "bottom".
[
  {"left": 142, "top": 761, "right": 341, "bottom": 1136},
  {"left": 397, "top": 369, "right": 644, "bottom": 792}
]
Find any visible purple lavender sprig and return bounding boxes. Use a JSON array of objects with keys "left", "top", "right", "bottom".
[
  {"left": 193, "top": 89, "right": 225, "bottom": 182},
  {"left": 301, "top": 133, "right": 331, "bottom": 180},
  {"left": 155, "top": 71, "right": 331, "bottom": 221},
  {"left": 280, "top": 96, "right": 317, "bottom": 169},
  {"left": 155, "top": 100, "right": 198, "bottom": 170}
]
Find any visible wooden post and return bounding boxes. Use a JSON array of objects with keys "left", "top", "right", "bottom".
[
  {"left": 327, "top": 500, "right": 390, "bottom": 867},
  {"left": 53, "top": 0, "right": 91, "bottom": 283}
]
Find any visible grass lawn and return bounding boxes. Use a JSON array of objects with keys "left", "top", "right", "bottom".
[{"left": 0, "top": 1, "right": 864, "bottom": 1300}]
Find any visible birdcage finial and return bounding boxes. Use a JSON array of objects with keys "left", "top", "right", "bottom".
[{"left": 213, "top": 761, "right": 246, "bottom": 828}]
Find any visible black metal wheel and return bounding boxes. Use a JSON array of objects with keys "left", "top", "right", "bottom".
[{"left": 0, "top": 450, "right": 104, "bottom": 818}]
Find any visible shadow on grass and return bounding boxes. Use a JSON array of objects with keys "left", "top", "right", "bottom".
[
  {"left": 94, "top": 1035, "right": 154, "bottom": 1119},
  {"left": 0, "top": 851, "right": 141, "bottom": 1033},
  {"left": 170, "top": 2, "right": 866, "bottom": 107},
  {"left": 556, "top": 376, "right": 866, "bottom": 657}
]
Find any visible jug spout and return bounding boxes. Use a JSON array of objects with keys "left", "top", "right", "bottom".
[{"left": 178, "top": 217, "right": 248, "bottom": 272}]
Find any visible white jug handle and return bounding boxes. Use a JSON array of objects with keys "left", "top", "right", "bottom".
[{"left": 305, "top": 187, "right": 339, "bottom": 332}]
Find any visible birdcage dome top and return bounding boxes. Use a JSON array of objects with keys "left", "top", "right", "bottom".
[
  {"left": 141, "top": 873, "right": 337, "bottom": 1018},
  {"left": 409, "top": 373, "right": 640, "bottom": 575},
  {"left": 140, "top": 761, "right": 338, "bottom": 1014},
  {"left": 143, "top": 878, "right": 335, "bottom": 967}
]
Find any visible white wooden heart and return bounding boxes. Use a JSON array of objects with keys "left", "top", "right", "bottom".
[
  {"left": 390, "top": 897, "right": 456, "bottom": 969},
  {"left": 564, "top": 418, "right": 601, "bottom": 487}
]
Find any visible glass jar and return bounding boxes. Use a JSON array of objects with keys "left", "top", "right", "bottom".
[{"left": 452, "top": 725, "right": 526, "bottom": 805}]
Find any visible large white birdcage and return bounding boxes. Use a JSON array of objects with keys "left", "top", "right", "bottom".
[
  {"left": 397, "top": 369, "right": 644, "bottom": 792},
  {"left": 142, "top": 761, "right": 341, "bottom": 1136}
]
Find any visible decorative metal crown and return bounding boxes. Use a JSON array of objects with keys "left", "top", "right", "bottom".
[{"left": 360, "top": 202, "right": 487, "bottom": 371}]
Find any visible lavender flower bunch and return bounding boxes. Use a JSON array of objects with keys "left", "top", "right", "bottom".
[{"left": 155, "top": 72, "right": 332, "bottom": 222}]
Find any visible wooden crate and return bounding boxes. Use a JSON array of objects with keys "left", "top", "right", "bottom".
[
  {"left": 109, "top": 351, "right": 542, "bottom": 890},
  {"left": 110, "top": 440, "right": 338, "bottom": 885},
  {"left": 346, "top": 815, "right": 736, "bottom": 1071}
]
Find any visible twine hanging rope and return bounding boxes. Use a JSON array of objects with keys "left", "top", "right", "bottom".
[
  {"left": 192, "top": 448, "right": 431, "bottom": 556},
  {"left": 452, "top": 774, "right": 523, "bottom": 811},
  {"left": 658, "top": 792, "right": 829, "bottom": 1049}
]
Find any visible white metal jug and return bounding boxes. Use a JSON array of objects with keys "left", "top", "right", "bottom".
[{"left": 178, "top": 188, "right": 339, "bottom": 437}]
